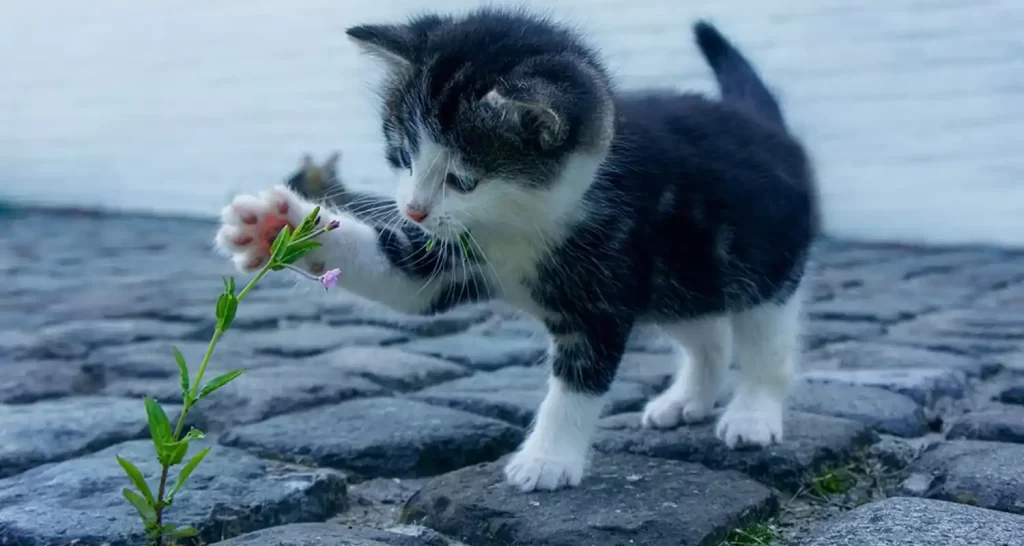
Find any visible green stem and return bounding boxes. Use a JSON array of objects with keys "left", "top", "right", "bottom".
[
  {"left": 235, "top": 267, "right": 270, "bottom": 302},
  {"left": 289, "top": 226, "right": 330, "bottom": 247},
  {"left": 152, "top": 264, "right": 272, "bottom": 546}
]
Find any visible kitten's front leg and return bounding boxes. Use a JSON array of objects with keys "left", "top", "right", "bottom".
[
  {"left": 504, "top": 326, "right": 629, "bottom": 492},
  {"left": 215, "top": 185, "right": 483, "bottom": 314}
]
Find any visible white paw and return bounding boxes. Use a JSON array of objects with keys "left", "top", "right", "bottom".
[
  {"left": 503, "top": 447, "right": 586, "bottom": 492},
  {"left": 715, "top": 398, "right": 784, "bottom": 448},
  {"left": 214, "top": 185, "right": 326, "bottom": 274},
  {"left": 641, "top": 389, "right": 715, "bottom": 428}
]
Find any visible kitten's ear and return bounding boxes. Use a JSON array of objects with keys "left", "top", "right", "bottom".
[
  {"left": 301, "top": 154, "right": 315, "bottom": 169},
  {"left": 323, "top": 151, "right": 340, "bottom": 170},
  {"left": 484, "top": 81, "right": 569, "bottom": 151},
  {"left": 345, "top": 24, "right": 415, "bottom": 72}
]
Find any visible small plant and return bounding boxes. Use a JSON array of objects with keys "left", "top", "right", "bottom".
[
  {"left": 116, "top": 207, "right": 339, "bottom": 546},
  {"left": 810, "top": 468, "right": 857, "bottom": 497},
  {"left": 425, "top": 231, "right": 474, "bottom": 257},
  {"left": 722, "top": 522, "right": 779, "bottom": 546}
]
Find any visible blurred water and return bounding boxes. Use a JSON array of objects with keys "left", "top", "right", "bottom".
[{"left": 0, "top": 0, "right": 1022, "bottom": 246}]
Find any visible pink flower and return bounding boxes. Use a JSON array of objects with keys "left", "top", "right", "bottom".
[{"left": 319, "top": 268, "right": 340, "bottom": 290}]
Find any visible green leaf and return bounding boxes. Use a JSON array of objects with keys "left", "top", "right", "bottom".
[
  {"left": 146, "top": 523, "right": 181, "bottom": 539},
  {"left": 165, "top": 439, "right": 190, "bottom": 466},
  {"left": 162, "top": 427, "right": 205, "bottom": 467},
  {"left": 294, "top": 206, "right": 321, "bottom": 239},
  {"left": 459, "top": 232, "right": 472, "bottom": 257},
  {"left": 172, "top": 347, "right": 190, "bottom": 399},
  {"left": 228, "top": 276, "right": 236, "bottom": 295},
  {"left": 122, "top": 488, "right": 157, "bottom": 523},
  {"left": 278, "top": 240, "right": 323, "bottom": 266},
  {"left": 215, "top": 292, "right": 229, "bottom": 321},
  {"left": 269, "top": 225, "right": 293, "bottom": 262},
  {"left": 217, "top": 294, "right": 238, "bottom": 331},
  {"left": 168, "top": 447, "right": 211, "bottom": 501},
  {"left": 168, "top": 526, "right": 200, "bottom": 538},
  {"left": 222, "top": 276, "right": 230, "bottom": 293},
  {"left": 425, "top": 238, "right": 435, "bottom": 252},
  {"left": 116, "top": 456, "right": 154, "bottom": 505},
  {"left": 197, "top": 369, "right": 245, "bottom": 400},
  {"left": 144, "top": 397, "right": 172, "bottom": 452},
  {"left": 182, "top": 427, "right": 206, "bottom": 442}
]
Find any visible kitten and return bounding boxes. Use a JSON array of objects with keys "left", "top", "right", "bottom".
[
  {"left": 285, "top": 152, "right": 342, "bottom": 202},
  {"left": 215, "top": 8, "right": 818, "bottom": 492},
  {"left": 285, "top": 152, "right": 405, "bottom": 229}
]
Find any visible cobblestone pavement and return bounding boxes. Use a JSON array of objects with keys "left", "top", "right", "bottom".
[{"left": 2, "top": 208, "right": 1024, "bottom": 546}]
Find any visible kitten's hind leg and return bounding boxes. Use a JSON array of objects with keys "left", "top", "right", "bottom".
[
  {"left": 642, "top": 315, "right": 731, "bottom": 428},
  {"left": 716, "top": 292, "right": 801, "bottom": 448}
]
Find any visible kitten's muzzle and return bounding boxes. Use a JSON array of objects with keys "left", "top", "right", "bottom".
[{"left": 406, "top": 204, "right": 429, "bottom": 223}]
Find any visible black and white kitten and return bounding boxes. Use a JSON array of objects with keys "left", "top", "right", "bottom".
[{"left": 215, "top": 8, "right": 818, "bottom": 492}]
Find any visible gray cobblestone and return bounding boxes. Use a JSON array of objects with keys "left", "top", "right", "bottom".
[
  {"left": 409, "top": 365, "right": 650, "bottom": 427},
  {"left": 900, "top": 440, "right": 1024, "bottom": 515},
  {"left": 0, "top": 439, "right": 347, "bottom": 546},
  {"left": 0, "top": 396, "right": 177, "bottom": 478},
  {"left": 800, "top": 367, "right": 970, "bottom": 407},
  {"left": 219, "top": 397, "right": 523, "bottom": 481},
  {"left": 594, "top": 411, "right": 877, "bottom": 490},
  {"left": 4, "top": 210, "right": 1024, "bottom": 543},
  {"left": 947, "top": 403, "right": 1024, "bottom": 444},
  {"left": 401, "top": 453, "right": 776, "bottom": 546},
  {"left": 794, "top": 497, "right": 1024, "bottom": 546},
  {"left": 300, "top": 347, "right": 472, "bottom": 391},
  {"left": 395, "top": 331, "right": 548, "bottom": 371},
  {"left": 790, "top": 380, "right": 929, "bottom": 437}
]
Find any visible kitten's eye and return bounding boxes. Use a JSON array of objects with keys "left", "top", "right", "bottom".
[
  {"left": 398, "top": 149, "right": 412, "bottom": 171},
  {"left": 387, "top": 147, "right": 413, "bottom": 174},
  {"left": 445, "top": 172, "right": 478, "bottom": 193}
]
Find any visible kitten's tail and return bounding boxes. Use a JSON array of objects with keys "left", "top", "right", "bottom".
[{"left": 693, "top": 20, "right": 787, "bottom": 131}]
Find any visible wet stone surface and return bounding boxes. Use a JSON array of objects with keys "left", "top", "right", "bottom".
[
  {"left": 212, "top": 522, "right": 469, "bottom": 546},
  {"left": 234, "top": 323, "right": 411, "bottom": 358},
  {"left": 793, "top": 496, "right": 1024, "bottom": 546},
  {"left": 799, "top": 367, "right": 970, "bottom": 407},
  {"left": 946, "top": 403, "right": 1024, "bottom": 444},
  {"left": 593, "top": 411, "right": 877, "bottom": 490},
  {"left": 300, "top": 346, "right": 472, "bottom": 391},
  {"left": 401, "top": 453, "right": 777, "bottom": 546},
  {"left": 0, "top": 396, "right": 175, "bottom": 478},
  {"left": 395, "top": 331, "right": 548, "bottom": 371},
  {"left": 0, "top": 357, "right": 102, "bottom": 404},
  {"left": 219, "top": 397, "right": 524, "bottom": 481},
  {"left": 899, "top": 440, "right": 1024, "bottom": 514},
  {"left": 0, "top": 439, "right": 347, "bottom": 546},
  {"left": 408, "top": 365, "right": 651, "bottom": 427},
  {"left": 789, "top": 380, "right": 929, "bottom": 437},
  {"left": 4, "top": 209, "right": 1024, "bottom": 543},
  {"left": 998, "top": 380, "right": 1024, "bottom": 405}
]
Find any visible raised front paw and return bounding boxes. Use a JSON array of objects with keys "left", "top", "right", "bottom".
[{"left": 215, "top": 185, "right": 325, "bottom": 273}]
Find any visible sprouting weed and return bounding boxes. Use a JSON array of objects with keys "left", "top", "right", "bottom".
[
  {"left": 424, "top": 231, "right": 472, "bottom": 257},
  {"left": 116, "top": 206, "right": 331, "bottom": 546}
]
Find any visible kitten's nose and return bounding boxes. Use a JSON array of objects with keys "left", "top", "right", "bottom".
[{"left": 406, "top": 205, "right": 428, "bottom": 223}]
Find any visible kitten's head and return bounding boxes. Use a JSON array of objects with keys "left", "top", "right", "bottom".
[
  {"left": 285, "top": 152, "right": 341, "bottom": 201},
  {"left": 347, "top": 7, "right": 615, "bottom": 240}
]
